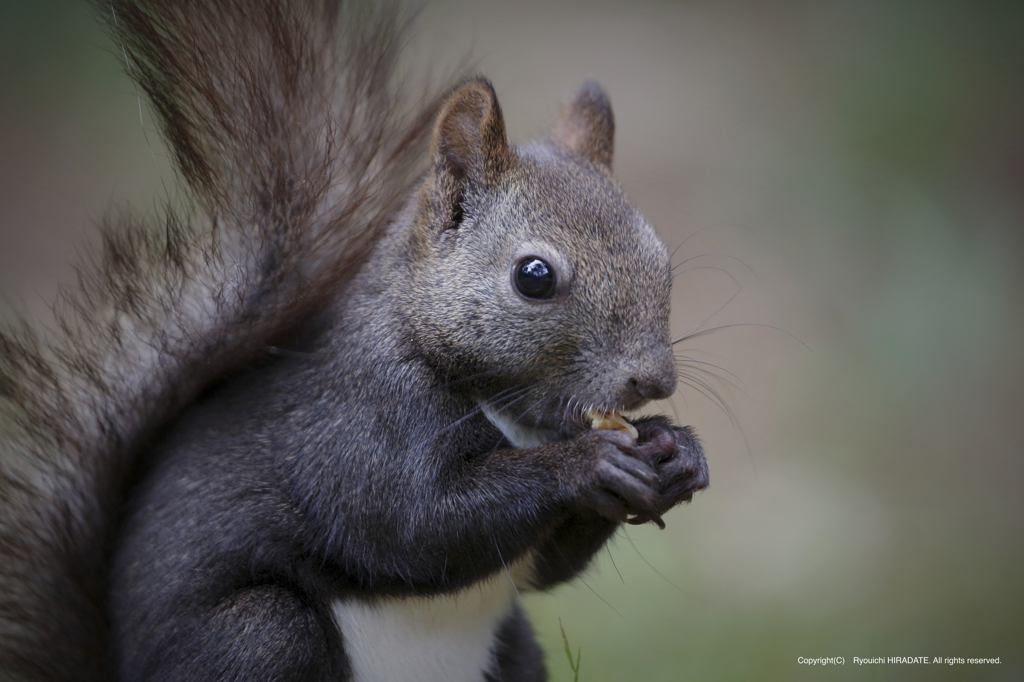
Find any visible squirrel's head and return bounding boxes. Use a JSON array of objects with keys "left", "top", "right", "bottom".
[{"left": 400, "top": 79, "right": 676, "bottom": 444}]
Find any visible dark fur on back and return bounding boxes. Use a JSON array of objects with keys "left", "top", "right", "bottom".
[{"left": 0, "top": 2, "right": 441, "bottom": 679}]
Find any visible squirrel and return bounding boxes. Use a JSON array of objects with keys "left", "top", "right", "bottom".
[{"left": 0, "top": 0, "right": 709, "bottom": 680}]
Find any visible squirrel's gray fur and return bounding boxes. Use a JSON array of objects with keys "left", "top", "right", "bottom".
[{"left": 0, "top": 1, "right": 709, "bottom": 681}]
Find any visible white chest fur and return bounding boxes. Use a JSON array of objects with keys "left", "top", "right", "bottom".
[
  {"left": 331, "top": 558, "right": 534, "bottom": 682},
  {"left": 480, "top": 403, "right": 555, "bottom": 449}
]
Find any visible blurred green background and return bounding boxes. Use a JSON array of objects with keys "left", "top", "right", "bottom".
[{"left": 2, "top": 0, "right": 1022, "bottom": 680}]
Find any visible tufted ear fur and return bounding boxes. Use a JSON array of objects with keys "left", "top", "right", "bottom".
[
  {"left": 428, "top": 79, "right": 514, "bottom": 229},
  {"left": 551, "top": 79, "right": 615, "bottom": 169},
  {"left": 432, "top": 80, "right": 514, "bottom": 184}
]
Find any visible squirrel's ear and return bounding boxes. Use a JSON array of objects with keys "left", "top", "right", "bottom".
[
  {"left": 431, "top": 79, "right": 514, "bottom": 188},
  {"left": 551, "top": 79, "right": 615, "bottom": 169}
]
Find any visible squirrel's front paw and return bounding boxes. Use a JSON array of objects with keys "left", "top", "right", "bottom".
[
  {"left": 630, "top": 418, "right": 709, "bottom": 523},
  {"left": 567, "top": 430, "right": 665, "bottom": 528}
]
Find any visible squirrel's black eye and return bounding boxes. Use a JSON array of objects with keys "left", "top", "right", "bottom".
[{"left": 515, "top": 257, "right": 557, "bottom": 300}]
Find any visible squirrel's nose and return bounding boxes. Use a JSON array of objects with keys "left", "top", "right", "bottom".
[
  {"left": 628, "top": 370, "right": 676, "bottom": 402},
  {"left": 618, "top": 347, "right": 677, "bottom": 405}
]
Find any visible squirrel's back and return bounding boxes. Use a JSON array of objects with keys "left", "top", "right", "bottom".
[{"left": 0, "top": 1, "right": 440, "bottom": 679}]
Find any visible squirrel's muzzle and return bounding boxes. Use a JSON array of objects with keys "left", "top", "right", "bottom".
[
  {"left": 604, "top": 344, "right": 677, "bottom": 410},
  {"left": 628, "top": 370, "right": 677, "bottom": 402}
]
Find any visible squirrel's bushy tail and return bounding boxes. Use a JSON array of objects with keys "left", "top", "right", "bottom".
[{"left": 0, "top": 1, "right": 440, "bottom": 679}]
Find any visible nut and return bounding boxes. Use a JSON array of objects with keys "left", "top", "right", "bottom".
[{"left": 585, "top": 408, "right": 638, "bottom": 441}]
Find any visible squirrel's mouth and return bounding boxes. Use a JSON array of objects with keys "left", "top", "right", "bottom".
[
  {"left": 557, "top": 400, "right": 642, "bottom": 441},
  {"left": 480, "top": 394, "right": 642, "bottom": 448},
  {"left": 583, "top": 408, "right": 639, "bottom": 440}
]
